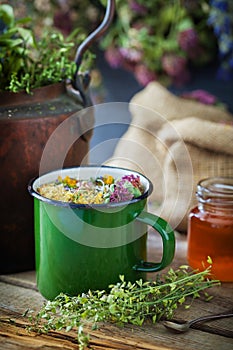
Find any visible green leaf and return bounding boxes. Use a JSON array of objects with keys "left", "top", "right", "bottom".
[
  {"left": 15, "top": 17, "right": 32, "bottom": 26},
  {"left": 178, "top": 296, "right": 185, "bottom": 304},
  {"left": 17, "top": 27, "right": 36, "bottom": 47},
  {"left": 66, "top": 324, "right": 73, "bottom": 332},
  {"left": 177, "top": 18, "right": 194, "bottom": 32},
  {"left": 0, "top": 4, "right": 14, "bottom": 27},
  {"left": 0, "top": 38, "right": 23, "bottom": 48}
]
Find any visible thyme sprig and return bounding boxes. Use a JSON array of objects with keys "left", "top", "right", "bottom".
[{"left": 28, "top": 266, "right": 220, "bottom": 349}]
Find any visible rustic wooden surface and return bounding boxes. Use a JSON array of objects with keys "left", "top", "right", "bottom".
[{"left": 0, "top": 231, "right": 233, "bottom": 350}]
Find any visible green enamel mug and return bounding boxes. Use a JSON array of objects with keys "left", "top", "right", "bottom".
[{"left": 28, "top": 166, "right": 175, "bottom": 300}]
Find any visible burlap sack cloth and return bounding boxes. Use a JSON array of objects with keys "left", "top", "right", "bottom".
[{"left": 105, "top": 82, "right": 233, "bottom": 232}]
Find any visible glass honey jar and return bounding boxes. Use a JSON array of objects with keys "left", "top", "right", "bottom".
[{"left": 187, "top": 177, "right": 233, "bottom": 282}]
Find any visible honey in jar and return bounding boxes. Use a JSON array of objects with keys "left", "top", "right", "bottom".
[{"left": 187, "top": 177, "right": 233, "bottom": 282}]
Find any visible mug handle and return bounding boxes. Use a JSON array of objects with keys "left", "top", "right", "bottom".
[{"left": 133, "top": 211, "right": 175, "bottom": 272}]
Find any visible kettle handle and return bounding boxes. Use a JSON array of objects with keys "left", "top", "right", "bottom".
[
  {"left": 72, "top": 0, "right": 115, "bottom": 106},
  {"left": 74, "top": 0, "right": 115, "bottom": 70}
]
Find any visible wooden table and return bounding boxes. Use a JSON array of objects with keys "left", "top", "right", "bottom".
[{"left": 0, "top": 232, "right": 233, "bottom": 350}]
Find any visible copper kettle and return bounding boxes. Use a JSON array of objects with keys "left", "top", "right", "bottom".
[{"left": 0, "top": 0, "right": 115, "bottom": 273}]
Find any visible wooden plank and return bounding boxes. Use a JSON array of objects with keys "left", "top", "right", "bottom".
[
  {"left": 0, "top": 271, "right": 36, "bottom": 289},
  {"left": 0, "top": 307, "right": 172, "bottom": 350},
  {"left": 0, "top": 282, "right": 44, "bottom": 313},
  {"left": 1, "top": 306, "right": 233, "bottom": 350}
]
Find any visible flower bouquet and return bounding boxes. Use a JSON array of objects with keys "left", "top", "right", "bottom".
[{"left": 101, "top": 0, "right": 233, "bottom": 86}]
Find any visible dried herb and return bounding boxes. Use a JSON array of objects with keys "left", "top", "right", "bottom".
[{"left": 28, "top": 266, "right": 220, "bottom": 349}]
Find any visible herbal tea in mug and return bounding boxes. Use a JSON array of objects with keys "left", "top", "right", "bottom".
[{"left": 28, "top": 166, "right": 175, "bottom": 300}]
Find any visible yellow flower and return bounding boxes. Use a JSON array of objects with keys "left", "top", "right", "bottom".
[
  {"left": 64, "top": 176, "right": 77, "bottom": 188},
  {"left": 103, "top": 175, "right": 114, "bottom": 185},
  {"left": 94, "top": 192, "right": 104, "bottom": 204}
]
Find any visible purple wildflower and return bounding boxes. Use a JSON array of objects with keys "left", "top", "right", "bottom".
[
  {"left": 110, "top": 180, "right": 134, "bottom": 203},
  {"left": 109, "top": 174, "right": 143, "bottom": 202},
  {"left": 178, "top": 28, "right": 199, "bottom": 55},
  {"left": 53, "top": 10, "right": 72, "bottom": 35},
  {"left": 129, "top": 0, "right": 148, "bottom": 15},
  {"left": 122, "top": 174, "right": 141, "bottom": 188},
  {"left": 162, "top": 54, "right": 188, "bottom": 77},
  {"left": 104, "top": 46, "right": 124, "bottom": 68},
  {"left": 134, "top": 64, "right": 157, "bottom": 86},
  {"left": 119, "top": 47, "right": 142, "bottom": 63},
  {"left": 181, "top": 90, "right": 217, "bottom": 105},
  {"left": 161, "top": 54, "right": 190, "bottom": 86}
]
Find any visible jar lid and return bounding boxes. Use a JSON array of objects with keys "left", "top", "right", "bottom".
[{"left": 197, "top": 177, "right": 233, "bottom": 206}]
